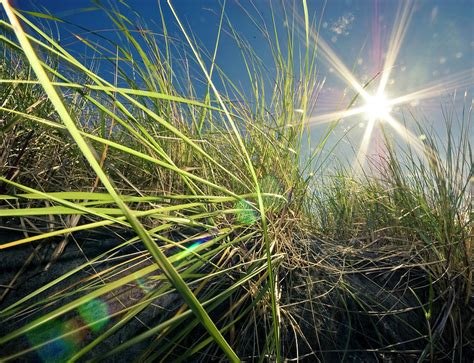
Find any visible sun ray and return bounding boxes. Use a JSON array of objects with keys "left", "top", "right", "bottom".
[
  {"left": 388, "top": 70, "right": 474, "bottom": 107},
  {"left": 354, "top": 118, "right": 376, "bottom": 175},
  {"left": 377, "top": 1, "right": 415, "bottom": 96},
  {"left": 305, "top": 105, "right": 367, "bottom": 126},
  {"left": 295, "top": 3, "right": 472, "bottom": 175},
  {"left": 314, "top": 35, "right": 370, "bottom": 99},
  {"left": 383, "top": 114, "right": 426, "bottom": 154}
]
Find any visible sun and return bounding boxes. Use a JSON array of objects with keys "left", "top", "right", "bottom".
[{"left": 364, "top": 93, "right": 391, "bottom": 121}]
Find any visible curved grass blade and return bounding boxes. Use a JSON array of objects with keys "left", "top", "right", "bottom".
[{"left": 1, "top": 3, "right": 239, "bottom": 360}]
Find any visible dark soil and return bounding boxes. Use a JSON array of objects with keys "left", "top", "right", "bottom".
[{"left": 1, "top": 229, "right": 472, "bottom": 362}]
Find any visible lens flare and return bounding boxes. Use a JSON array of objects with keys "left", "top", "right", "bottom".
[
  {"left": 136, "top": 276, "right": 155, "bottom": 294},
  {"left": 78, "top": 298, "right": 110, "bottom": 333},
  {"left": 188, "top": 235, "right": 212, "bottom": 249},
  {"left": 293, "top": 0, "right": 472, "bottom": 174},
  {"left": 234, "top": 199, "right": 258, "bottom": 225},
  {"left": 170, "top": 232, "right": 217, "bottom": 263},
  {"left": 26, "top": 319, "right": 79, "bottom": 363},
  {"left": 183, "top": 235, "right": 213, "bottom": 256}
]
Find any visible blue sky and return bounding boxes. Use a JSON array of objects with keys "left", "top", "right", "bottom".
[{"left": 8, "top": 0, "right": 474, "bottom": 164}]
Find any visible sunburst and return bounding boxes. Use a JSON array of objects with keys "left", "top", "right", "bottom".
[
  {"left": 364, "top": 93, "right": 391, "bottom": 121},
  {"left": 297, "top": 2, "right": 473, "bottom": 173}
]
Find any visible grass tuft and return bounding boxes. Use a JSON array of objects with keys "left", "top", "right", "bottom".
[{"left": 0, "top": 1, "right": 471, "bottom": 361}]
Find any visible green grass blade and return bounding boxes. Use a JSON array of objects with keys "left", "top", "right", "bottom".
[{"left": 1, "top": 3, "right": 239, "bottom": 361}]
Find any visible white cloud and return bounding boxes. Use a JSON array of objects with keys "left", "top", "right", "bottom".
[{"left": 330, "top": 13, "right": 355, "bottom": 36}]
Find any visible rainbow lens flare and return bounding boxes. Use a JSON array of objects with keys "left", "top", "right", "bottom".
[
  {"left": 234, "top": 199, "right": 258, "bottom": 225},
  {"left": 78, "top": 298, "right": 110, "bottom": 333},
  {"left": 136, "top": 276, "right": 155, "bottom": 294},
  {"left": 26, "top": 319, "right": 79, "bottom": 362}
]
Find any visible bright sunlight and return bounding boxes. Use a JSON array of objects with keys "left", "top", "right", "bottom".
[
  {"left": 364, "top": 93, "right": 391, "bottom": 121},
  {"left": 0, "top": 1, "right": 471, "bottom": 362}
]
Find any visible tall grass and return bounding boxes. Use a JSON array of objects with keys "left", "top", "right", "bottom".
[{"left": 0, "top": 1, "right": 472, "bottom": 362}]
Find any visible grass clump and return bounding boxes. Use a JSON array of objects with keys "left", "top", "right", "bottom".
[{"left": 0, "top": 1, "right": 472, "bottom": 362}]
